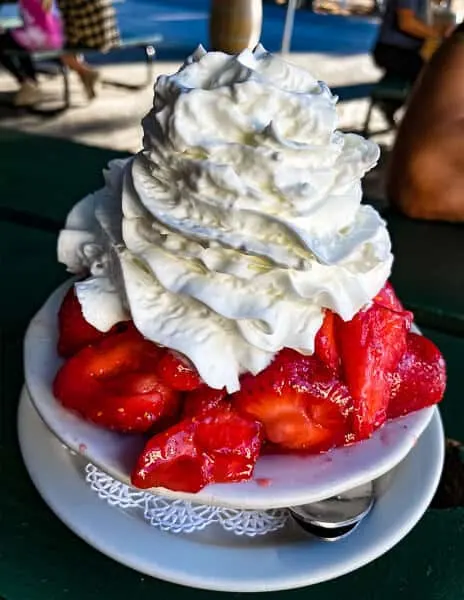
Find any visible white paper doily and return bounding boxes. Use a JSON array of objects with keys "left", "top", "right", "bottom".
[{"left": 84, "top": 464, "right": 289, "bottom": 536}]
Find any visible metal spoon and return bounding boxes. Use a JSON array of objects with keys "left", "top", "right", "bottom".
[{"left": 289, "top": 481, "right": 375, "bottom": 541}]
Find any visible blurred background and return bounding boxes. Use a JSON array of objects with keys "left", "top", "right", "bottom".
[{"left": 0, "top": 0, "right": 462, "bottom": 204}]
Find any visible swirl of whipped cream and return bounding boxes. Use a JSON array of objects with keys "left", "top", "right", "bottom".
[{"left": 58, "top": 46, "right": 392, "bottom": 392}]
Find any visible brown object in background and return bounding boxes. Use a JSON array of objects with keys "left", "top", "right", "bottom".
[
  {"left": 210, "top": 0, "right": 263, "bottom": 53},
  {"left": 387, "top": 28, "right": 464, "bottom": 222}
]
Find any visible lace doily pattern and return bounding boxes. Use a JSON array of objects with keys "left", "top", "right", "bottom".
[{"left": 85, "top": 464, "right": 289, "bottom": 536}]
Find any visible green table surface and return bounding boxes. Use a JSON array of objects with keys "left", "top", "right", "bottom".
[
  {"left": 1, "top": 131, "right": 464, "bottom": 600},
  {"left": 386, "top": 213, "right": 464, "bottom": 336},
  {"left": 0, "top": 129, "right": 128, "bottom": 225}
]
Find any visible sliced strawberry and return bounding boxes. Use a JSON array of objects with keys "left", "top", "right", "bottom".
[
  {"left": 233, "top": 349, "right": 352, "bottom": 452},
  {"left": 314, "top": 310, "right": 340, "bottom": 375},
  {"left": 53, "top": 328, "right": 178, "bottom": 432},
  {"left": 337, "top": 301, "right": 412, "bottom": 440},
  {"left": 374, "top": 282, "right": 411, "bottom": 322},
  {"left": 132, "top": 425, "right": 205, "bottom": 492},
  {"left": 131, "top": 406, "right": 262, "bottom": 493},
  {"left": 105, "top": 372, "right": 170, "bottom": 396},
  {"left": 182, "top": 385, "right": 227, "bottom": 418},
  {"left": 57, "top": 286, "right": 119, "bottom": 357},
  {"left": 195, "top": 409, "right": 263, "bottom": 484},
  {"left": 54, "top": 326, "right": 154, "bottom": 389},
  {"left": 156, "top": 350, "right": 202, "bottom": 391},
  {"left": 85, "top": 384, "right": 179, "bottom": 432},
  {"left": 388, "top": 333, "right": 446, "bottom": 419}
]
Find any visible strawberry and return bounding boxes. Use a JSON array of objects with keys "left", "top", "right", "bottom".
[
  {"left": 233, "top": 349, "right": 353, "bottom": 452},
  {"left": 156, "top": 349, "right": 203, "bottom": 391},
  {"left": 337, "top": 300, "right": 413, "bottom": 440},
  {"left": 194, "top": 409, "right": 263, "bottom": 484},
  {"left": 374, "top": 282, "right": 411, "bottom": 320},
  {"left": 133, "top": 423, "right": 205, "bottom": 492},
  {"left": 182, "top": 385, "right": 227, "bottom": 418},
  {"left": 53, "top": 328, "right": 179, "bottom": 432},
  {"left": 313, "top": 283, "right": 406, "bottom": 376},
  {"left": 85, "top": 381, "right": 179, "bottom": 432},
  {"left": 57, "top": 286, "right": 117, "bottom": 357},
  {"left": 314, "top": 310, "right": 340, "bottom": 375},
  {"left": 388, "top": 333, "right": 446, "bottom": 419},
  {"left": 131, "top": 406, "right": 263, "bottom": 493}
]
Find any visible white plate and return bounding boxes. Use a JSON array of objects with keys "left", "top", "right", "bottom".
[
  {"left": 24, "top": 281, "right": 435, "bottom": 509},
  {"left": 18, "top": 388, "right": 444, "bottom": 593}
]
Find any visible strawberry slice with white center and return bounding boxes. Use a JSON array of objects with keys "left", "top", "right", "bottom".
[{"left": 233, "top": 349, "right": 353, "bottom": 452}]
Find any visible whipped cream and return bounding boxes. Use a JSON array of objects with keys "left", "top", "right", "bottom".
[{"left": 58, "top": 45, "right": 392, "bottom": 392}]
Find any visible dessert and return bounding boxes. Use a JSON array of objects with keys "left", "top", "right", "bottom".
[{"left": 53, "top": 46, "right": 446, "bottom": 494}]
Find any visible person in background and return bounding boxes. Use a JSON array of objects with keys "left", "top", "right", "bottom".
[
  {"left": 387, "top": 21, "right": 464, "bottom": 222},
  {"left": 0, "top": 0, "right": 62, "bottom": 106},
  {"left": 371, "top": 0, "right": 445, "bottom": 124},
  {"left": 57, "top": 0, "right": 120, "bottom": 99}
]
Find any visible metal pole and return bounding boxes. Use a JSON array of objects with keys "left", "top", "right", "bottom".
[{"left": 281, "top": 0, "right": 298, "bottom": 54}]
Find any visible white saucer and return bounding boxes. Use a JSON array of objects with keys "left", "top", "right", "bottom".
[
  {"left": 18, "top": 387, "right": 444, "bottom": 593},
  {"left": 24, "top": 281, "right": 435, "bottom": 509}
]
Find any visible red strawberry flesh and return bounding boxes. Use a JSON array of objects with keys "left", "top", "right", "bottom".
[
  {"left": 388, "top": 332, "right": 446, "bottom": 419},
  {"left": 131, "top": 406, "right": 263, "bottom": 492},
  {"left": 373, "top": 281, "right": 407, "bottom": 314},
  {"left": 182, "top": 385, "right": 227, "bottom": 418},
  {"left": 314, "top": 310, "right": 341, "bottom": 375},
  {"left": 53, "top": 328, "right": 179, "bottom": 432},
  {"left": 57, "top": 286, "right": 120, "bottom": 357},
  {"left": 337, "top": 300, "right": 412, "bottom": 440},
  {"left": 156, "top": 349, "right": 203, "bottom": 391},
  {"left": 233, "top": 349, "right": 352, "bottom": 451}
]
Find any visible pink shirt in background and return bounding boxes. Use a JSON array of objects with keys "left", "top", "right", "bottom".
[{"left": 12, "top": 0, "right": 63, "bottom": 51}]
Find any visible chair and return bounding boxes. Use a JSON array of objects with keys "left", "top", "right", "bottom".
[
  {"left": 2, "top": 35, "right": 162, "bottom": 115},
  {"left": 363, "top": 73, "right": 411, "bottom": 137}
]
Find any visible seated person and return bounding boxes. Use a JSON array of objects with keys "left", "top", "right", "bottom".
[
  {"left": 387, "top": 22, "right": 464, "bottom": 222},
  {"left": 0, "top": 0, "right": 62, "bottom": 106},
  {"left": 372, "top": 0, "right": 444, "bottom": 123},
  {"left": 57, "top": 0, "right": 120, "bottom": 100}
]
